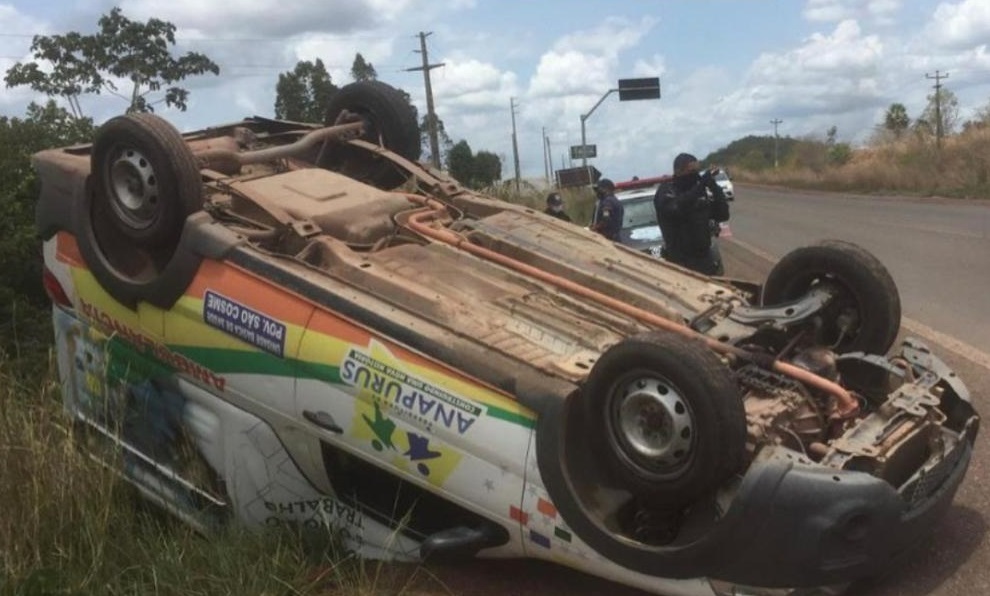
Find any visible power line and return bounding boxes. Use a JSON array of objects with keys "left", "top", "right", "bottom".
[{"left": 0, "top": 31, "right": 387, "bottom": 42}]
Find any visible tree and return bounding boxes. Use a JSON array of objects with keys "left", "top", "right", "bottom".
[
  {"left": 445, "top": 140, "right": 502, "bottom": 189},
  {"left": 825, "top": 126, "right": 852, "bottom": 166},
  {"left": 883, "top": 103, "right": 910, "bottom": 138},
  {"left": 421, "top": 113, "right": 453, "bottom": 167},
  {"left": 446, "top": 140, "right": 474, "bottom": 184},
  {"left": 920, "top": 87, "right": 960, "bottom": 138},
  {"left": 274, "top": 59, "right": 339, "bottom": 123},
  {"left": 704, "top": 135, "right": 800, "bottom": 172},
  {"left": 962, "top": 97, "right": 990, "bottom": 132},
  {"left": 0, "top": 102, "right": 95, "bottom": 365},
  {"left": 350, "top": 53, "right": 378, "bottom": 82},
  {"left": 473, "top": 151, "right": 503, "bottom": 187},
  {"left": 4, "top": 7, "right": 219, "bottom": 118},
  {"left": 825, "top": 126, "right": 838, "bottom": 146}
]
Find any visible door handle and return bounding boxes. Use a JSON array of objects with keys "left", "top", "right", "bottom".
[{"left": 302, "top": 410, "right": 343, "bottom": 434}]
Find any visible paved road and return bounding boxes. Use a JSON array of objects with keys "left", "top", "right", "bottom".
[
  {"left": 726, "top": 185, "right": 990, "bottom": 357},
  {"left": 422, "top": 189, "right": 990, "bottom": 595}
]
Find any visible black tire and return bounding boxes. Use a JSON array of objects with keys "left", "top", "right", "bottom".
[
  {"left": 583, "top": 331, "right": 747, "bottom": 508},
  {"left": 92, "top": 113, "right": 202, "bottom": 248},
  {"left": 74, "top": 180, "right": 202, "bottom": 310},
  {"left": 762, "top": 240, "right": 901, "bottom": 355},
  {"left": 321, "top": 81, "right": 420, "bottom": 188}
]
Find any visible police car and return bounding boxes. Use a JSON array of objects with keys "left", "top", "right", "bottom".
[{"left": 612, "top": 176, "right": 669, "bottom": 258}]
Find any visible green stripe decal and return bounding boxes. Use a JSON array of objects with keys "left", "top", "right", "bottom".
[
  {"left": 486, "top": 406, "right": 536, "bottom": 428},
  {"left": 136, "top": 344, "right": 533, "bottom": 429},
  {"left": 172, "top": 346, "right": 299, "bottom": 378}
]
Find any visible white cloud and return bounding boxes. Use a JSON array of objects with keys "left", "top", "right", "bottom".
[
  {"left": 632, "top": 55, "right": 667, "bottom": 79},
  {"left": 804, "top": 0, "right": 902, "bottom": 24},
  {"left": 432, "top": 58, "right": 518, "bottom": 110},
  {"left": 289, "top": 34, "right": 397, "bottom": 84},
  {"left": 926, "top": 0, "right": 990, "bottom": 49},
  {"left": 734, "top": 19, "right": 884, "bottom": 115},
  {"left": 119, "top": 0, "right": 412, "bottom": 37},
  {"left": 0, "top": 5, "right": 55, "bottom": 111},
  {"left": 527, "top": 16, "right": 657, "bottom": 98}
]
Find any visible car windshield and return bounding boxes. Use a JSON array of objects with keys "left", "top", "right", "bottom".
[
  {"left": 715, "top": 170, "right": 730, "bottom": 182},
  {"left": 622, "top": 196, "right": 658, "bottom": 229}
]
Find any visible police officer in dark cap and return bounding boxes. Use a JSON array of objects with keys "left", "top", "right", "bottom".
[
  {"left": 591, "top": 178, "right": 624, "bottom": 241},
  {"left": 544, "top": 191, "right": 572, "bottom": 222},
  {"left": 653, "top": 153, "right": 730, "bottom": 275}
]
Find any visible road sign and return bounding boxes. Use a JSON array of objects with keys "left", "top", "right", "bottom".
[
  {"left": 569, "top": 144, "right": 597, "bottom": 160},
  {"left": 556, "top": 165, "right": 602, "bottom": 188},
  {"left": 618, "top": 77, "right": 661, "bottom": 101}
]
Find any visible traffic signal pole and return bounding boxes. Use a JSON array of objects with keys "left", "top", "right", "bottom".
[
  {"left": 578, "top": 79, "right": 660, "bottom": 170},
  {"left": 580, "top": 89, "right": 616, "bottom": 169}
]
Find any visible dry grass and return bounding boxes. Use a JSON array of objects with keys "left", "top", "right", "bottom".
[
  {"left": 736, "top": 127, "right": 990, "bottom": 199},
  {"left": 481, "top": 181, "right": 597, "bottom": 225},
  {"left": 0, "top": 351, "right": 452, "bottom": 596}
]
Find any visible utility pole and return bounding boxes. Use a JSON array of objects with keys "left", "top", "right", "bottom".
[
  {"left": 547, "top": 135, "right": 555, "bottom": 186},
  {"left": 407, "top": 32, "right": 444, "bottom": 169},
  {"left": 510, "top": 97, "right": 521, "bottom": 193},
  {"left": 770, "top": 118, "right": 783, "bottom": 168},
  {"left": 542, "top": 126, "right": 550, "bottom": 187},
  {"left": 926, "top": 70, "right": 949, "bottom": 149}
]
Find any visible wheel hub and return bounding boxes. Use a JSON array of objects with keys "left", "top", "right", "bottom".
[
  {"left": 616, "top": 377, "right": 694, "bottom": 470},
  {"left": 109, "top": 147, "right": 158, "bottom": 229}
]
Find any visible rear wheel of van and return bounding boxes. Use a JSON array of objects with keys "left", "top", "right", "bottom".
[
  {"left": 79, "top": 114, "right": 203, "bottom": 309},
  {"left": 320, "top": 80, "right": 420, "bottom": 188},
  {"left": 92, "top": 113, "right": 203, "bottom": 248}
]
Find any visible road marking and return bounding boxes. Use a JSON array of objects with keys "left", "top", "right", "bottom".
[
  {"left": 871, "top": 219, "right": 988, "bottom": 240},
  {"left": 728, "top": 237, "right": 777, "bottom": 261},
  {"left": 901, "top": 317, "right": 990, "bottom": 371},
  {"left": 727, "top": 237, "right": 990, "bottom": 371}
]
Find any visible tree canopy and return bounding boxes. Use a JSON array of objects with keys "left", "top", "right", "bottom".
[
  {"left": 421, "top": 113, "right": 453, "bottom": 167},
  {"left": 350, "top": 53, "right": 378, "bottom": 82},
  {"left": 4, "top": 7, "right": 219, "bottom": 118},
  {"left": 918, "top": 87, "right": 960, "bottom": 137},
  {"left": 884, "top": 103, "right": 910, "bottom": 138},
  {"left": 447, "top": 140, "right": 502, "bottom": 188},
  {"left": 0, "top": 102, "right": 95, "bottom": 362},
  {"left": 274, "top": 59, "right": 339, "bottom": 123}
]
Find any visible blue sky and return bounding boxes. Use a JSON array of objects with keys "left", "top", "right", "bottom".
[{"left": 2, "top": 0, "right": 990, "bottom": 183}]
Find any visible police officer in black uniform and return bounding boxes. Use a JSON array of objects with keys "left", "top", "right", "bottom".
[
  {"left": 653, "top": 153, "right": 730, "bottom": 275},
  {"left": 591, "top": 178, "right": 624, "bottom": 241},
  {"left": 544, "top": 192, "right": 572, "bottom": 222}
]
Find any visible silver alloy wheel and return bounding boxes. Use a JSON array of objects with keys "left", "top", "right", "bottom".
[
  {"left": 107, "top": 146, "right": 158, "bottom": 230},
  {"left": 615, "top": 376, "right": 695, "bottom": 471}
]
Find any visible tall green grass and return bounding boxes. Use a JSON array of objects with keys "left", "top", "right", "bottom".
[{"left": 0, "top": 353, "right": 450, "bottom": 596}]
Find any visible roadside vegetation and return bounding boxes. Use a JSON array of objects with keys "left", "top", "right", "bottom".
[
  {"left": 0, "top": 352, "right": 448, "bottom": 593},
  {"left": 0, "top": 354, "right": 314, "bottom": 595},
  {"left": 708, "top": 94, "right": 990, "bottom": 200}
]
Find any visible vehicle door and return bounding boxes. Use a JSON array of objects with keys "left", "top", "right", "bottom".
[{"left": 295, "top": 308, "right": 537, "bottom": 551}]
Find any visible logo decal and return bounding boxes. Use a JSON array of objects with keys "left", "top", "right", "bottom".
[
  {"left": 358, "top": 402, "right": 459, "bottom": 483},
  {"left": 341, "top": 343, "right": 483, "bottom": 435}
]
